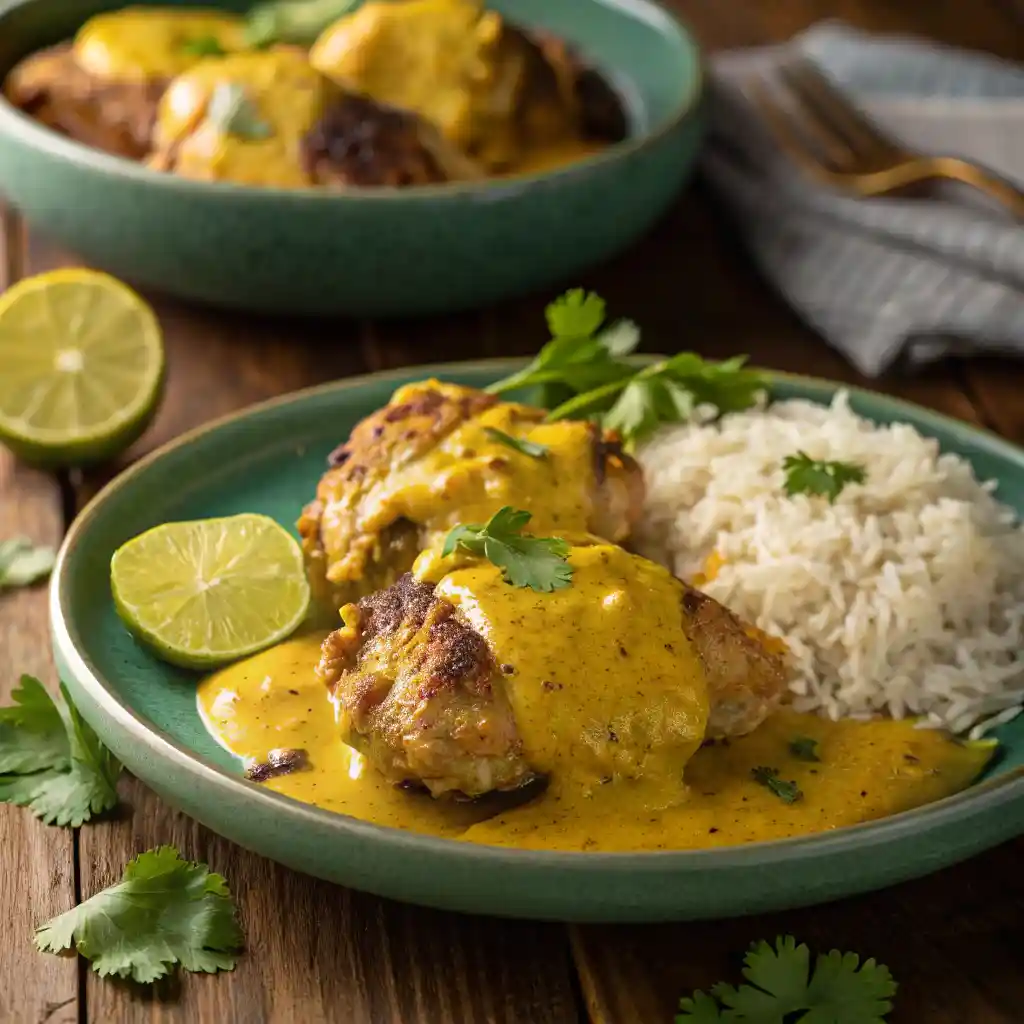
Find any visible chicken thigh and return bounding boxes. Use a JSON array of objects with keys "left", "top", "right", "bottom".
[
  {"left": 297, "top": 380, "right": 645, "bottom": 609},
  {"left": 316, "top": 543, "right": 788, "bottom": 800}
]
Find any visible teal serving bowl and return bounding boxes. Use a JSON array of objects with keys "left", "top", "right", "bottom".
[
  {"left": 0, "top": 0, "right": 702, "bottom": 317},
  {"left": 50, "top": 361, "right": 1024, "bottom": 923}
]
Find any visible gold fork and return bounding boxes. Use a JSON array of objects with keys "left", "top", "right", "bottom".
[{"left": 749, "top": 56, "right": 1024, "bottom": 218}]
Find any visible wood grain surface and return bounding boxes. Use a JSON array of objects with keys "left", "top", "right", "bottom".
[{"left": 1, "top": 1, "right": 1022, "bottom": 1021}]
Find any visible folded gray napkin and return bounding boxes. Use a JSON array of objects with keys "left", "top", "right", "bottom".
[{"left": 703, "top": 22, "right": 1024, "bottom": 377}]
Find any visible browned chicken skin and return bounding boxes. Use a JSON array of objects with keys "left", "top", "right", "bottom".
[
  {"left": 317, "top": 567, "right": 788, "bottom": 800},
  {"left": 4, "top": 43, "right": 162, "bottom": 159},
  {"left": 318, "top": 573, "right": 534, "bottom": 798},
  {"left": 302, "top": 93, "right": 485, "bottom": 187},
  {"left": 297, "top": 380, "right": 645, "bottom": 609}
]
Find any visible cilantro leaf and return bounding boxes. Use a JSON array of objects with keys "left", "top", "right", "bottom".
[
  {"left": 549, "top": 352, "right": 766, "bottom": 446},
  {"left": 751, "top": 766, "right": 803, "bottom": 804},
  {"left": 677, "top": 936, "right": 897, "bottom": 1023},
  {"left": 0, "top": 675, "right": 69, "bottom": 773},
  {"left": 181, "top": 35, "right": 226, "bottom": 57},
  {"left": 0, "top": 537, "right": 56, "bottom": 590},
  {"left": 0, "top": 678, "right": 120, "bottom": 826},
  {"left": 546, "top": 288, "right": 606, "bottom": 339},
  {"left": 483, "top": 427, "right": 549, "bottom": 459},
  {"left": 789, "top": 736, "right": 821, "bottom": 762},
  {"left": 36, "top": 846, "right": 244, "bottom": 984},
  {"left": 782, "top": 452, "right": 866, "bottom": 504},
  {"left": 206, "top": 82, "right": 273, "bottom": 140},
  {"left": 442, "top": 507, "right": 573, "bottom": 592}
]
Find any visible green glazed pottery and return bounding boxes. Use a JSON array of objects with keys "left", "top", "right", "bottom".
[
  {"left": 51, "top": 360, "right": 1024, "bottom": 922},
  {"left": 0, "top": 0, "right": 702, "bottom": 317}
]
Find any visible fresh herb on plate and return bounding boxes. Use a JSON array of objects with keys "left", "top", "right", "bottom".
[
  {"left": 206, "top": 82, "right": 273, "bottom": 141},
  {"left": 485, "top": 290, "right": 766, "bottom": 446},
  {"left": 483, "top": 427, "right": 549, "bottom": 459},
  {"left": 676, "top": 935, "right": 897, "bottom": 1023},
  {"left": 181, "top": 35, "right": 226, "bottom": 57},
  {"left": 442, "top": 507, "right": 573, "bottom": 593},
  {"left": 751, "top": 766, "right": 803, "bottom": 804},
  {"left": 783, "top": 451, "right": 866, "bottom": 504},
  {"left": 484, "top": 290, "right": 639, "bottom": 409},
  {"left": 36, "top": 845, "right": 244, "bottom": 984},
  {"left": 0, "top": 676, "right": 121, "bottom": 826},
  {"left": 561, "top": 353, "right": 766, "bottom": 447},
  {"left": 789, "top": 736, "right": 821, "bottom": 763},
  {"left": 0, "top": 537, "right": 56, "bottom": 590}
]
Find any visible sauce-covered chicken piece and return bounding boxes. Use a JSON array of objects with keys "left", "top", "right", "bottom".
[
  {"left": 309, "top": 0, "right": 584, "bottom": 171},
  {"left": 149, "top": 48, "right": 481, "bottom": 187},
  {"left": 296, "top": 380, "right": 645, "bottom": 608},
  {"left": 3, "top": 7, "right": 244, "bottom": 159},
  {"left": 317, "top": 545, "right": 714, "bottom": 800}
]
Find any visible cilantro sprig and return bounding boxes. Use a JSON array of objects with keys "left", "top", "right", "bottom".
[
  {"left": 442, "top": 507, "right": 573, "bottom": 592},
  {"left": 751, "top": 765, "right": 803, "bottom": 805},
  {"left": 485, "top": 290, "right": 766, "bottom": 446},
  {"left": 483, "top": 427, "right": 549, "bottom": 460},
  {"left": 677, "top": 935, "right": 897, "bottom": 1022},
  {"left": 0, "top": 537, "right": 56, "bottom": 591},
  {"left": 783, "top": 452, "right": 866, "bottom": 504},
  {"left": 0, "top": 676, "right": 121, "bottom": 826},
  {"left": 36, "top": 846, "right": 244, "bottom": 984}
]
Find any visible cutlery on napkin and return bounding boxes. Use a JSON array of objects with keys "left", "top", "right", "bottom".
[{"left": 704, "top": 22, "right": 1024, "bottom": 377}]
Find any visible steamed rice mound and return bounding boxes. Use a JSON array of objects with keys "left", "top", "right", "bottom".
[{"left": 635, "top": 392, "right": 1024, "bottom": 737}]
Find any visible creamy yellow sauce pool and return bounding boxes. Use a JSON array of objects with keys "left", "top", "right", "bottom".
[{"left": 198, "top": 633, "right": 994, "bottom": 851}]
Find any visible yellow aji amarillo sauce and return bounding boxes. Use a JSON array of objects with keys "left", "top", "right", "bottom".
[{"left": 197, "top": 600, "right": 994, "bottom": 852}]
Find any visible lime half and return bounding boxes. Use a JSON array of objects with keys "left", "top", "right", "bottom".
[
  {"left": 0, "top": 269, "right": 165, "bottom": 466},
  {"left": 111, "top": 514, "right": 311, "bottom": 670}
]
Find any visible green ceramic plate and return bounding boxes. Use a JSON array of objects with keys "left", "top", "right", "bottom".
[
  {"left": 51, "top": 361, "right": 1024, "bottom": 922},
  {"left": 0, "top": 0, "right": 702, "bottom": 317}
]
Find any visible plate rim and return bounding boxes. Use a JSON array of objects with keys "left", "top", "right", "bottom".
[{"left": 51, "top": 358, "right": 1024, "bottom": 877}]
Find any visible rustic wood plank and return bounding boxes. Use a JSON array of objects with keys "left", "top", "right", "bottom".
[
  {"left": 572, "top": 837, "right": 1024, "bottom": 1024},
  {"left": 81, "top": 794, "right": 580, "bottom": 1024},
  {"left": 964, "top": 359, "right": 1024, "bottom": 445},
  {"left": 0, "top": 207, "right": 78, "bottom": 1024}
]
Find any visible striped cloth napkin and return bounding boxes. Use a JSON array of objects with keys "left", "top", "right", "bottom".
[{"left": 702, "top": 22, "right": 1024, "bottom": 377}]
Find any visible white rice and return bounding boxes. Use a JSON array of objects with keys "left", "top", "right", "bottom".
[{"left": 634, "top": 391, "right": 1024, "bottom": 737}]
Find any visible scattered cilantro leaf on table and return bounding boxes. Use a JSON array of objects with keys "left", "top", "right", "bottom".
[
  {"left": 783, "top": 452, "right": 866, "bottom": 504},
  {"left": 36, "top": 846, "right": 244, "bottom": 984},
  {"left": 0, "top": 537, "right": 56, "bottom": 590},
  {"left": 0, "top": 675, "right": 69, "bottom": 774},
  {"left": 483, "top": 427, "right": 549, "bottom": 459},
  {"left": 789, "top": 736, "right": 821, "bottom": 762},
  {"left": 442, "top": 507, "right": 573, "bottom": 592},
  {"left": 0, "top": 678, "right": 121, "bottom": 826},
  {"left": 676, "top": 936, "right": 897, "bottom": 1023},
  {"left": 751, "top": 766, "right": 803, "bottom": 804}
]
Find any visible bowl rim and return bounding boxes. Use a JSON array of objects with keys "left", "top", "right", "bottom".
[
  {"left": 0, "top": 0, "right": 704, "bottom": 202},
  {"left": 51, "top": 357, "right": 1024, "bottom": 877}
]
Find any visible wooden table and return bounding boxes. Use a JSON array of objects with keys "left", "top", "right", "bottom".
[{"left": 2, "top": 1, "right": 1023, "bottom": 1021}]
